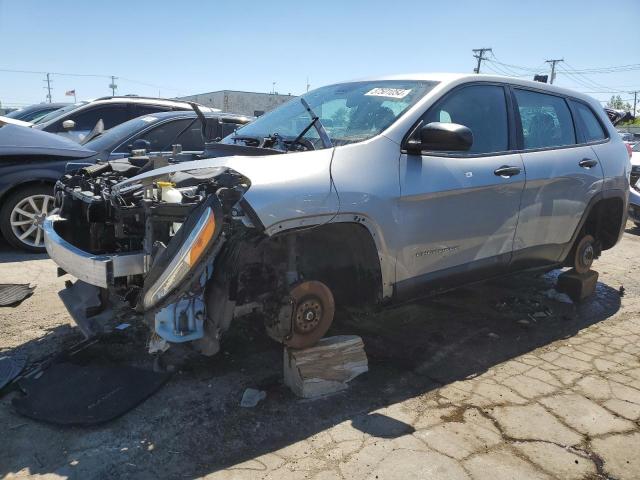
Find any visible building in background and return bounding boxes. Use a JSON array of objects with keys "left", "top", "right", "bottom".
[{"left": 177, "top": 90, "right": 295, "bottom": 117}]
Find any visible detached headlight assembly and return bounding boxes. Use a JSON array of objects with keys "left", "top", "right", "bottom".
[{"left": 143, "top": 206, "right": 216, "bottom": 309}]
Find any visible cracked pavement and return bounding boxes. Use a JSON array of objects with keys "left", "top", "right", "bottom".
[{"left": 1, "top": 225, "right": 640, "bottom": 479}]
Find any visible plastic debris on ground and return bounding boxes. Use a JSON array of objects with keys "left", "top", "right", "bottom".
[
  {"left": 12, "top": 362, "right": 170, "bottom": 426},
  {"left": 544, "top": 288, "right": 573, "bottom": 304},
  {"left": 0, "top": 284, "right": 35, "bottom": 307},
  {"left": 148, "top": 334, "right": 170, "bottom": 354},
  {"left": 240, "top": 388, "right": 266, "bottom": 407}
]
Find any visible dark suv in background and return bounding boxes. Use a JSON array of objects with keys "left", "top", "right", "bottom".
[{"left": 34, "top": 96, "right": 219, "bottom": 143}]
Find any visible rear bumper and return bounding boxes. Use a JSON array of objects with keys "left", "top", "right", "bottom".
[{"left": 43, "top": 214, "right": 145, "bottom": 288}]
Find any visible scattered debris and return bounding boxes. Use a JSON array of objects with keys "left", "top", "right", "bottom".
[
  {"left": 0, "top": 284, "right": 35, "bottom": 307},
  {"left": 240, "top": 388, "right": 266, "bottom": 407},
  {"left": 544, "top": 288, "right": 573, "bottom": 304},
  {"left": 148, "top": 334, "right": 170, "bottom": 355},
  {"left": 115, "top": 323, "right": 131, "bottom": 330},
  {"left": 284, "top": 335, "right": 368, "bottom": 399},
  {"left": 619, "top": 285, "right": 625, "bottom": 297},
  {"left": 494, "top": 295, "right": 553, "bottom": 318},
  {"left": 12, "top": 362, "right": 171, "bottom": 426},
  {"left": 0, "top": 353, "right": 27, "bottom": 390}
]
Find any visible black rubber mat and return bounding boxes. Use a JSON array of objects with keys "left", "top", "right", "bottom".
[
  {"left": 0, "top": 353, "right": 27, "bottom": 391},
  {"left": 12, "top": 362, "right": 170, "bottom": 426},
  {"left": 0, "top": 284, "right": 35, "bottom": 306}
]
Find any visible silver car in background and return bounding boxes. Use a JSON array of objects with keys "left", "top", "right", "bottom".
[{"left": 44, "top": 73, "right": 630, "bottom": 356}]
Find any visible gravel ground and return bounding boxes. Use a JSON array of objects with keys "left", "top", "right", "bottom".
[{"left": 1, "top": 225, "right": 639, "bottom": 479}]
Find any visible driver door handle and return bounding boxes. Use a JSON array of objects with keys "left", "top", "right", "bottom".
[
  {"left": 494, "top": 165, "right": 521, "bottom": 178},
  {"left": 579, "top": 158, "right": 598, "bottom": 169}
]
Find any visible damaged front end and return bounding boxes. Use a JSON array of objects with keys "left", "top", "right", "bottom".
[{"left": 44, "top": 156, "right": 259, "bottom": 355}]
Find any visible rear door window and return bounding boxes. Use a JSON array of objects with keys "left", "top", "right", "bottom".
[
  {"left": 61, "top": 105, "right": 131, "bottom": 131},
  {"left": 176, "top": 119, "right": 205, "bottom": 150},
  {"left": 569, "top": 100, "right": 607, "bottom": 143},
  {"left": 514, "top": 89, "right": 576, "bottom": 149},
  {"left": 115, "top": 118, "right": 193, "bottom": 153},
  {"left": 421, "top": 84, "right": 509, "bottom": 154}
]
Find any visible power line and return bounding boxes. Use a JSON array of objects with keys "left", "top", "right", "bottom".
[{"left": 472, "top": 48, "right": 492, "bottom": 73}]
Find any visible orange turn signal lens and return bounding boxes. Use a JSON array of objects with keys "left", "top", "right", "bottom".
[{"left": 188, "top": 210, "right": 216, "bottom": 266}]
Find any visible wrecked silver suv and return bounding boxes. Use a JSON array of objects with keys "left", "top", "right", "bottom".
[{"left": 44, "top": 74, "right": 629, "bottom": 356}]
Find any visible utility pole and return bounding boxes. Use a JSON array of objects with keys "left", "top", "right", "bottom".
[
  {"left": 43, "top": 73, "right": 52, "bottom": 103},
  {"left": 631, "top": 90, "right": 638, "bottom": 116},
  {"left": 545, "top": 58, "right": 563, "bottom": 84},
  {"left": 306, "top": 76, "right": 310, "bottom": 93},
  {"left": 472, "top": 48, "right": 492, "bottom": 73},
  {"left": 109, "top": 76, "right": 118, "bottom": 96}
]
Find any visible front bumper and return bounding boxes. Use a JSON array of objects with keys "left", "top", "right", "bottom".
[{"left": 43, "top": 214, "right": 145, "bottom": 288}]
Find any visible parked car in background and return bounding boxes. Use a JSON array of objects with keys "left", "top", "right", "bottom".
[
  {"left": 628, "top": 142, "right": 640, "bottom": 227},
  {"left": 44, "top": 73, "right": 629, "bottom": 358},
  {"left": 0, "top": 110, "right": 249, "bottom": 252},
  {"left": 5, "top": 102, "right": 70, "bottom": 123},
  {"left": 34, "top": 96, "right": 219, "bottom": 142}
]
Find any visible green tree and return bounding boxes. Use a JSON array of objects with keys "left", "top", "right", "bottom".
[{"left": 606, "top": 95, "right": 632, "bottom": 111}]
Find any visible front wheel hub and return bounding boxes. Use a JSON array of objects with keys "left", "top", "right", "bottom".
[{"left": 284, "top": 280, "right": 335, "bottom": 349}]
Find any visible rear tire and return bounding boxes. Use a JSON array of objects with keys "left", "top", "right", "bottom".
[{"left": 0, "top": 184, "right": 57, "bottom": 252}]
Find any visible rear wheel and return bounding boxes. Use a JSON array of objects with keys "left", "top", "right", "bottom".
[
  {"left": 0, "top": 185, "right": 58, "bottom": 252},
  {"left": 572, "top": 234, "right": 596, "bottom": 274}
]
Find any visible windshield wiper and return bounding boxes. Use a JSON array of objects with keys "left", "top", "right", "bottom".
[{"left": 291, "top": 98, "right": 333, "bottom": 150}]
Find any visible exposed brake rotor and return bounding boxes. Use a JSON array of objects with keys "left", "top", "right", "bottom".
[{"left": 284, "top": 280, "right": 335, "bottom": 349}]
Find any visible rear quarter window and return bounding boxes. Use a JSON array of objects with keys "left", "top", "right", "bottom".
[{"left": 570, "top": 100, "right": 607, "bottom": 143}]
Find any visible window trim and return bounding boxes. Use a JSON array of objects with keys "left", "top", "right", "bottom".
[
  {"left": 509, "top": 85, "right": 610, "bottom": 153},
  {"left": 401, "top": 81, "right": 517, "bottom": 158}
]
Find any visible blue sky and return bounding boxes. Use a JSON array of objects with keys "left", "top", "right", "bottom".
[{"left": 0, "top": 0, "right": 638, "bottom": 108}]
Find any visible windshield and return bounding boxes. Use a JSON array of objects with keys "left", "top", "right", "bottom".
[
  {"left": 35, "top": 102, "right": 86, "bottom": 125},
  {"left": 83, "top": 115, "right": 165, "bottom": 151},
  {"left": 222, "top": 80, "right": 438, "bottom": 150}
]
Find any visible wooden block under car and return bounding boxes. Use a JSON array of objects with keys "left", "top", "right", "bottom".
[
  {"left": 556, "top": 269, "right": 599, "bottom": 302},
  {"left": 284, "top": 335, "right": 368, "bottom": 399}
]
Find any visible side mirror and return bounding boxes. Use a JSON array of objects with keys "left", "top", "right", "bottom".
[
  {"left": 62, "top": 119, "right": 76, "bottom": 130},
  {"left": 408, "top": 122, "right": 473, "bottom": 153},
  {"left": 129, "top": 138, "right": 151, "bottom": 152}
]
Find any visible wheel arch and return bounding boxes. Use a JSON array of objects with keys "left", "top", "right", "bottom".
[
  {"left": 0, "top": 178, "right": 56, "bottom": 206},
  {"left": 562, "top": 189, "right": 627, "bottom": 265},
  {"left": 266, "top": 216, "right": 393, "bottom": 303}
]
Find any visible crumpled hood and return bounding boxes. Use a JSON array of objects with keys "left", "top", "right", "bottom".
[
  {"left": 113, "top": 148, "right": 338, "bottom": 232},
  {"left": 114, "top": 149, "right": 334, "bottom": 191},
  {"left": 0, "top": 124, "right": 96, "bottom": 158}
]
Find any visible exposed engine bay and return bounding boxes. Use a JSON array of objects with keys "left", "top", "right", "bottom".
[{"left": 50, "top": 149, "right": 364, "bottom": 356}]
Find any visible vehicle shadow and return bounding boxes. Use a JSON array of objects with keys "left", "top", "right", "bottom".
[
  {"left": 0, "top": 238, "right": 49, "bottom": 264},
  {"left": 0, "top": 270, "right": 622, "bottom": 479}
]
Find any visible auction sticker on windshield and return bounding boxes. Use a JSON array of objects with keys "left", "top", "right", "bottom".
[{"left": 365, "top": 88, "right": 412, "bottom": 99}]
